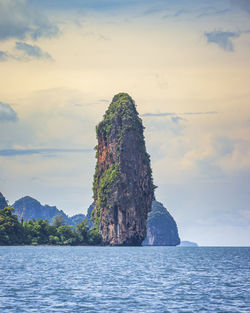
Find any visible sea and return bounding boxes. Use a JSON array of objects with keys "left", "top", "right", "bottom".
[{"left": 0, "top": 246, "right": 249, "bottom": 312}]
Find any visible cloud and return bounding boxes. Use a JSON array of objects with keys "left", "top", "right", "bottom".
[
  {"left": 141, "top": 112, "right": 175, "bottom": 117},
  {"left": 0, "top": 148, "right": 92, "bottom": 157},
  {"left": 99, "top": 99, "right": 109, "bottom": 103},
  {"left": 204, "top": 31, "right": 240, "bottom": 52},
  {"left": 231, "top": 0, "right": 250, "bottom": 14},
  {"left": 198, "top": 8, "right": 230, "bottom": 18},
  {"left": 15, "top": 41, "right": 52, "bottom": 60},
  {"left": 143, "top": 114, "right": 185, "bottom": 136},
  {"left": 171, "top": 116, "right": 184, "bottom": 124},
  {"left": 29, "top": 0, "right": 151, "bottom": 11},
  {"left": 142, "top": 113, "right": 185, "bottom": 125},
  {"left": 0, "top": 43, "right": 53, "bottom": 62},
  {"left": 0, "top": 0, "right": 58, "bottom": 41},
  {"left": 0, "top": 102, "right": 18, "bottom": 122},
  {"left": 0, "top": 51, "right": 9, "bottom": 61},
  {"left": 183, "top": 111, "right": 218, "bottom": 115},
  {"left": 142, "top": 111, "right": 218, "bottom": 117},
  {"left": 174, "top": 9, "right": 188, "bottom": 17},
  {"left": 213, "top": 136, "right": 234, "bottom": 156}
]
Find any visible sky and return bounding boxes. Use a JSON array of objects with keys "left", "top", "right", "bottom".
[{"left": 0, "top": 0, "right": 250, "bottom": 246}]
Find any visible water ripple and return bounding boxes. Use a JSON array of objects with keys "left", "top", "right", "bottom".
[{"left": 0, "top": 246, "right": 249, "bottom": 312}]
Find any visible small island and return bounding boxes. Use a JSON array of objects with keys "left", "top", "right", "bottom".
[
  {"left": 180, "top": 241, "right": 198, "bottom": 247},
  {"left": 92, "top": 93, "right": 155, "bottom": 245}
]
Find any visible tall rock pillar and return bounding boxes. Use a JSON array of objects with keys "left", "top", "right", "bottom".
[{"left": 92, "top": 93, "right": 155, "bottom": 245}]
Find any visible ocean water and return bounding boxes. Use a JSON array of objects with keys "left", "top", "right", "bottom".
[{"left": 0, "top": 247, "right": 249, "bottom": 312}]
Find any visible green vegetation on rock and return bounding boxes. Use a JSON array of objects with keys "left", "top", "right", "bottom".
[
  {"left": 98, "top": 164, "right": 120, "bottom": 207},
  {"left": 93, "top": 163, "right": 120, "bottom": 230},
  {"left": 92, "top": 93, "right": 158, "bottom": 245},
  {"left": 97, "top": 93, "right": 140, "bottom": 139},
  {"left": 92, "top": 93, "right": 156, "bottom": 240},
  {"left": 93, "top": 94, "right": 139, "bottom": 201}
]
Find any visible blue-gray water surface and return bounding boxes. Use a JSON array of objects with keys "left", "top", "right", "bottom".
[{"left": 0, "top": 246, "right": 249, "bottom": 312}]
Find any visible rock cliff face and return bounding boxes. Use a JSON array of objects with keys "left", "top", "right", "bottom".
[
  {"left": 86, "top": 203, "right": 94, "bottom": 229},
  {"left": 92, "top": 93, "right": 155, "bottom": 245},
  {"left": 142, "top": 200, "right": 180, "bottom": 246},
  {"left": 0, "top": 192, "right": 8, "bottom": 209}
]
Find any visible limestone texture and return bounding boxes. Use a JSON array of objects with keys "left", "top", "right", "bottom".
[
  {"left": 92, "top": 93, "right": 155, "bottom": 245},
  {"left": 0, "top": 192, "right": 8, "bottom": 209},
  {"left": 142, "top": 200, "right": 180, "bottom": 246}
]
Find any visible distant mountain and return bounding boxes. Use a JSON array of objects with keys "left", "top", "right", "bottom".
[
  {"left": 70, "top": 214, "right": 86, "bottom": 226},
  {"left": 0, "top": 192, "right": 8, "bottom": 209},
  {"left": 180, "top": 241, "right": 198, "bottom": 247},
  {"left": 142, "top": 200, "right": 180, "bottom": 246},
  {"left": 2, "top": 192, "right": 180, "bottom": 245},
  {"left": 12, "top": 196, "right": 86, "bottom": 226},
  {"left": 86, "top": 203, "right": 94, "bottom": 229}
]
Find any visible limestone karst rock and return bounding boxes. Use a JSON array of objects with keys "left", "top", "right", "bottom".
[
  {"left": 0, "top": 192, "right": 8, "bottom": 209},
  {"left": 92, "top": 93, "right": 155, "bottom": 245},
  {"left": 86, "top": 203, "right": 94, "bottom": 229},
  {"left": 142, "top": 200, "right": 180, "bottom": 246}
]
